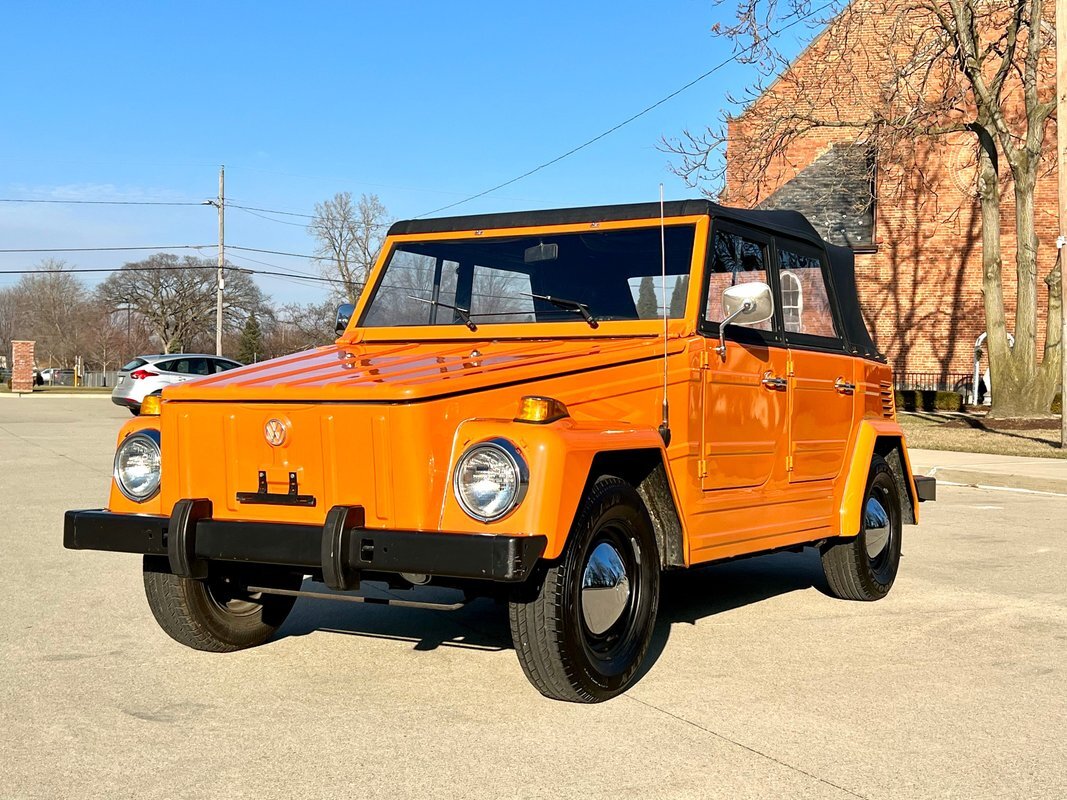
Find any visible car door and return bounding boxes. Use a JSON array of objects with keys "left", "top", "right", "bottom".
[
  {"left": 700, "top": 224, "right": 789, "bottom": 492},
  {"left": 777, "top": 239, "right": 856, "bottom": 483}
]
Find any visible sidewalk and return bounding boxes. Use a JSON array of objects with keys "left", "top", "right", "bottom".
[{"left": 909, "top": 447, "right": 1067, "bottom": 495}]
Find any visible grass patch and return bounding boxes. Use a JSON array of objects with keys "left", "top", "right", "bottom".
[{"left": 900, "top": 412, "right": 1067, "bottom": 458}]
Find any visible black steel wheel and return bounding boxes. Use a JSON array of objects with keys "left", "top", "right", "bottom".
[
  {"left": 142, "top": 557, "right": 302, "bottom": 652},
  {"left": 820, "top": 455, "right": 903, "bottom": 601},
  {"left": 508, "top": 476, "right": 660, "bottom": 703}
]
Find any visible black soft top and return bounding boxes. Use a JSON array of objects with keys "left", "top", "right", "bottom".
[{"left": 390, "top": 200, "right": 879, "bottom": 360}]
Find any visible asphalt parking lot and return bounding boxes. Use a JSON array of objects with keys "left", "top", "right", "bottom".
[{"left": 1, "top": 397, "right": 1065, "bottom": 799}]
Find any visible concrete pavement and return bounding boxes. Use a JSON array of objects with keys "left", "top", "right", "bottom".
[
  {"left": 910, "top": 447, "right": 1067, "bottom": 495},
  {"left": 1, "top": 397, "right": 1065, "bottom": 799}
]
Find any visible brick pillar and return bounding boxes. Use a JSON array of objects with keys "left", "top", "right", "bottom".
[{"left": 11, "top": 340, "right": 35, "bottom": 393}]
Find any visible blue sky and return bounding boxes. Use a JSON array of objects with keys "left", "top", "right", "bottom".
[{"left": 0, "top": 1, "right": 812, "bottom": 303}]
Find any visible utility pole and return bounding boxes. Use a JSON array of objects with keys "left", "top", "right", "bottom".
[
  {"left": 1059, "top": 0, "right": 1067, "bottom": 446},
  {"left": 216, "top": 165, "right": 225, "bottom": 356}
]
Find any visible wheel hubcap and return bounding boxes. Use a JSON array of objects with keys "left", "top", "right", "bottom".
[
  {"left": 864, "top": 493, "right": 892, "bottom": 559},
  {"left": 581, "top": 542, "right": 631, "bottom": 635}
]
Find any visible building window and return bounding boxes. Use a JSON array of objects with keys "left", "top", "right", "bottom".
[{"left": 781, "top": 270, "right": 803, "bottom": 333}]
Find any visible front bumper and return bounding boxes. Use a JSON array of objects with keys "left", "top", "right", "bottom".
[{"left": 64, "top": 505, "right": 547, "bottom": 585}]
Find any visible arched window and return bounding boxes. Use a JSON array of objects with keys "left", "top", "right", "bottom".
[{"left": 781, "top": 270, "right": 803, "bottom": 333}]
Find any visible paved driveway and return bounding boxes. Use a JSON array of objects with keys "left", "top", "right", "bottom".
[{"left": 1, "top": 397, "right": 1064, "bottom": 799}]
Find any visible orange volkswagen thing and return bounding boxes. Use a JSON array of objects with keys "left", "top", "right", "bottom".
[{"left": 64, "top": 200, "right": 934, "bottom": 703}]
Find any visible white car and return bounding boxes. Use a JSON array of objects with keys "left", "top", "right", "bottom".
[{"left": 112, "top": 354, "right": 242, "bottom": 414}]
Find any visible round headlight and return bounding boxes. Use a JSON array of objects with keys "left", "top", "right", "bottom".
[
  {"left": 453, "top": 438, "right": 529, "bottom": 522},
  {"left": 114, "top": 430, "right": 162, "bottom": 502}
]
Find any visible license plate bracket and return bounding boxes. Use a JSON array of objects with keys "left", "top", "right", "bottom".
[{"left": 237, "top": 471, "right": 316, "bottom": 507}]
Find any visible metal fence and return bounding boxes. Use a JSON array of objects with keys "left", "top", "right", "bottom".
[
  {"left": 894, "top": 371, "right": 973, "bottom": 393},
  {"left": 78, "top": 371, "right": 119, "bottom": 388}
]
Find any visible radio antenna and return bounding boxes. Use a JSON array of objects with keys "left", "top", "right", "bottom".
[{"left": 658, "top": 184, "right": 671, "bottom": 446}]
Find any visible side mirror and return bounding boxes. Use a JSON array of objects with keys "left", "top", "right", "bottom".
[
  {"left": 335, "top": 303, "right": 355, "bottom": 336},
  {"left": 717, "top": 282, "right": 774, "bottom": 358}
]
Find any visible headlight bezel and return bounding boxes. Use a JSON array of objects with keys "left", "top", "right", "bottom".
[
  {"left": 452, "top": 437, "right": 529, "bottom": 523},
  {"left": 113, "top": 429, "right": 162, "bottom": 502}
]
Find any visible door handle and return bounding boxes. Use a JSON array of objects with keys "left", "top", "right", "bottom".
[
  {"left": 761, "top": 372, "right": 787, "bottom": 390},
  {"left": 834, "top": 377, "right": 856, "bottom": 395}
]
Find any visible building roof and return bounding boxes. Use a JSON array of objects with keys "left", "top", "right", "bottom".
[{"left": 756, "top": 144, "right": 876, "bottom": 248}]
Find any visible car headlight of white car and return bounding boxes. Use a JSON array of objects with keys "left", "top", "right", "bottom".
[
  {"left": 114, "top": 430, "right": 162, "bottom": 501},
  {"left": 453, "top": 438, "right": 529, "bottom": 522}
]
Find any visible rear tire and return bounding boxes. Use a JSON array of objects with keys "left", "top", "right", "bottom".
[
  {"left": 508, "top": 476, "right": 660, "bottom": 703},
  {"left": 142, "top": 558, "right": 302, "bottom": 652},
  {"left": 820, "top": 455, "right": 902, "bottom": 601}
]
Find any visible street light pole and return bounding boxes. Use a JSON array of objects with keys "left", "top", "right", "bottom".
[
  {"left": 216, "top": 165, "right": 225, "bottom": 357},
  {"left": 1055, "top": 1, "right": 1067, "bottom": 443}
]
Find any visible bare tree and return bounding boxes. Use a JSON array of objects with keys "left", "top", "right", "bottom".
[
  {"left": 97, "top": 255, "right": 266, "bottom": 354},
  {"left": 0, "top": 286, "right": 25, "bottom": 366},
  {"left": 14, "top": 260, "right": 90, "bottom": 367},
  {"left": 263, "top": 301, "right": 336, "bottom": 356},
  {"left": 308, "top": 192, "right": 391, "bottom": 305},
  {"left": 663, "top": 0, "right": 1058, "bottom": 416},
  {"left": 79, "top": 299, "right": 128, "bottom": 372}
]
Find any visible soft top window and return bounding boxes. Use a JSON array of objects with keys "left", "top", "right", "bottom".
[{"left": 360, "top": 225, "right": 696, "bottom": 329}]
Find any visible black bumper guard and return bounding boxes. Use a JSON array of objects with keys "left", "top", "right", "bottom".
[{"left": 64, "top": 504, "right": 547, "bottom": 585}]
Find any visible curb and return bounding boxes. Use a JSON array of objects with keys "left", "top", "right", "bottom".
[
  {"left": 0, "top": 392, "right": 113, "bottom": 399},
  {"left": 922, "top": 466, "right": 1067, "bottom": 496}
]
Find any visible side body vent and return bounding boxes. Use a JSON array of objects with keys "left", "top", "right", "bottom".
[{"left": 880, "top": 382, "right": 895, "bottom": 418}]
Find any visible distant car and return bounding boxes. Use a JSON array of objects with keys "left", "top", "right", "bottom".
[
  {"left": 41, "top": 368, "right": 75, "bottom": 386},
  {"left": 112, "top": 354, "right": 243, "bottom": 414}
]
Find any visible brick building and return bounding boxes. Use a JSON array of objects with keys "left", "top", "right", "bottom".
[{"left": 722, "top": 1, "right": 1058, "bottom": 390}]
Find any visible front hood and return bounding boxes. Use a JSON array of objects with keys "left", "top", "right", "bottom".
[{"left": 163, "top": 337, "right": 670, "bottom": 403}]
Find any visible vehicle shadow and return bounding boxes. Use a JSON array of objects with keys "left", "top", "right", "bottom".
[{"left": 272, "top": 547, "right": 828, "bottom": 686}]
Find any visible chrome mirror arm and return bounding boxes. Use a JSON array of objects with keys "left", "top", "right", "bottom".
[{"left": 716, "top": 300, "right": 754, "bottom": 359}]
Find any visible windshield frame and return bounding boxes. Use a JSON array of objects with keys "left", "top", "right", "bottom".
[{"left": 340, "top": 215, "right": 709, "bottom": 342}]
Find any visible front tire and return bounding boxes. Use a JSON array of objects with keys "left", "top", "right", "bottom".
[
  {"left": 143, "top": 558, "right": 302, "bottom": 652},
  {"left": 508, "top": 476, "right": 660, "bottom": 703},
  {"left": 820, "top": 455, "right": 902, "bottom": 601}
]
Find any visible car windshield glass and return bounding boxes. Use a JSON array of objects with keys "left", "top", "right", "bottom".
[
  {"left": 120, "top": 358, "right": 147, "bottom": 371},
  {"left": 360, "top": 225, "right": 695, "bottom": 328}
]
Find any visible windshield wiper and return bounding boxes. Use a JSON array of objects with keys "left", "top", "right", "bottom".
[
  {"left": 521, "top": 292, "right": 599, "bottom": 328},
  {"left": 407, "top": 296, "right": 477, "bottom": 331}
]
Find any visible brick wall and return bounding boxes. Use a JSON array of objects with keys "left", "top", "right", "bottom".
[
  {"left": 723, "top": 1, "right": 1057, "bottom": 381},
  {"left": 11, "top": 340, "right": 35, "bottom": 393}
]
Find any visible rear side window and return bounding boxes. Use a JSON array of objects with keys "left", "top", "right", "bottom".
[
  {"left": 778, "top": 248, "right": 838, "bottom": 339},
  {"left": 705, "top": 230, "right": 773, "bottom": 332},
  {"left": 121, "top": 358, "right": 147, "bottom": 371},
  {"left": 212, "top": 359, "right": 240, "bottom": 373}
]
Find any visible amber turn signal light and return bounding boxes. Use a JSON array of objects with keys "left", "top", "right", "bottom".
[
  {"left": 515, "top": 395, "right": 569, "bottom": 424},
  {"left": 139, "top": 395, "right": 162, "bottom": 416}
]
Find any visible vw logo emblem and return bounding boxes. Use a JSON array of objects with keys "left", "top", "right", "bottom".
[{"left": 264, "top": 418, "right": 288, "bottom": 447}]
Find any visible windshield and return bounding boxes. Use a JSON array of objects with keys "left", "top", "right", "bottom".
[{"left": 360, "top": 225, "right": 695, "bottom": 328}]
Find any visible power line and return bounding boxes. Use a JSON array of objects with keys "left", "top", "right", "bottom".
[
  {"left": 226, "top": 252, "right": 344, "bottom": 285},
  {"left": 229, "top": 244, "right": 327, "bottom": 260},
  {"left": 228, "top": 203, "right": 314, "bottom": 219},
  {"left": 0, "top": 264, "right": 216, "bottom": 275},
  {"left": 232, "top": 206, "right": 310, "bottom": 227},
  {"left": 0, "top": 260, "right": 338, "bottom": 286},
  {"left": 0, "top": 244, "right": 212, "bottom": 254},
  {"left": 415, "top": 2, "right": 838, "bottom": 218},
  {"left": 0, "top": 197, "right": 203, "bottom": 206}
]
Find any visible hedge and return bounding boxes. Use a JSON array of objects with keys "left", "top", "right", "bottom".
[{"left": 894, "top": 390, "right": 963, "bottom": 412}]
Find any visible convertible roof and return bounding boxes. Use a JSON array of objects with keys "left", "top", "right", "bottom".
[
  {"left": 389, "top": 199, "right": 824, "bottom": 244},
  {"left": 389, "top": 200, "right": 881, "bottom": 360}
]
